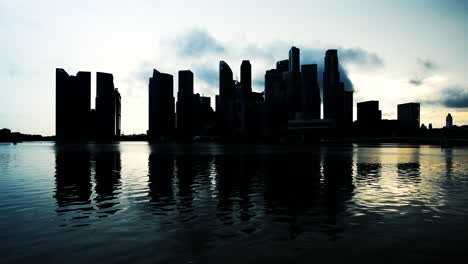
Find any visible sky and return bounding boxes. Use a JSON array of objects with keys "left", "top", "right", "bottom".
[{"left": 1, "top": 0, "right": 467, "bottom": 135}]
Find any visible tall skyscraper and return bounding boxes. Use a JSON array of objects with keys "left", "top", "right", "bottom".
[
  {"left": 286, "top": 47, "right": 301, "bottom": 119},
  {"left": 265, "top": 69, "right": 287, "bottom": 137},
  {"left": 446, "top": 113, "right": 453, "bottom": 128},
  {"left": 288, "top": 46, "right": 300, "bottom": 73},
  {"left": 115, "top": 89, "right": 121, "bottom": 137},
  {"left": 240, "top": 60, "right": 252, "bottom": 95},
  {"left": 239, "top": 60, "right": 253, "bottom": 136},
  {"left": 344, "top": 90, "right": 353, "bottom": 129},
  {"left": 148, "top": 69, "right": 175, "bottom": 140},
  {"left": 55, "top": 69, "right": 91, "bottom": 140},
  {"left": 96, "top": 72, "right": 116, "bottom": 140},
  {"left": 397, "top": 102, "right": 420, "bottom": 129},
  {"left": 177, "top": 70, "right": 194, "bottom": 138},
  {"left": 357, "top": 100, "right": 381, "bottom": 129},
  {"left": 198, "top": 96, "right": 215, "bottom": 135},
  {"left": 219, "top": 61, "right": 235, "bottom": 133},
  {"left": 301, "top": 64, "right": 320, "bottom": 119},
  {"left": 323, "top": 49, "right": 347, "bottom": 129}
]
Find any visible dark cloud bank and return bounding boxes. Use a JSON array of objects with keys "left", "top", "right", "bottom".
[
  {"left": 168, "top": 29, "right": 386, "bottom": 94},
  {"left": 170, "top": 30, "right": 468, "bottom": 109},
  {"left": 406, "top": 58, "right": 468, "bottom": 108},
  {"left": 134, "top": 29, "right": 385, "bottom": 95},
  {"left": 440, "top": 86, "right": 468, "bottom": 108},
  {"left": 176, "top": 29, "right": 225, "bottom": 57}
]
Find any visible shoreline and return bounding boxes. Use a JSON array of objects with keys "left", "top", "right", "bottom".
[{"left": 2, "top": 136, "right": 468, "bottom": 146}]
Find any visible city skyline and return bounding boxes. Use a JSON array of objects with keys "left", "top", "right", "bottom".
[
  {"left": 54, "top": 47, "right": 434, "bottom": 142},
  {"left": 1, "top": 0, "right": 468, "bottom": 135}
]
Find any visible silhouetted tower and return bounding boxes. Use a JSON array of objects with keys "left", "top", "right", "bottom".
[
  {"left": 301, "top": 64, "right": 320, "bottom": 119},
  {"left": 344, "top": 90, "right": 353, "bottom": 129},
  {"left": 219, "top": 61, "right": 235, "bottom": 134},
  {"left": 276, "top": 60, "right": 289, "bottom": 72},
  {"left": 397, "top": 103, "right": 420, "bottom": 130},
  {"left": 240, "top": 60, "right": 252, "bottom": 95},
  {"left": 286, "top": 47, "right": 301, "bottom": 119},
  {"left": 55, "top": 69, "right": 91, "bottom": 140},
  {"left": 148, "top": 69, "right": 175, "bottom": 140},
  {"left": 177, "top": 70, "right": 195, "bottom": 138},
  {"left": 357, "top": 101, "right": 381, "bottom": 129},
  {"left": 114, "top": 89, "right": 121, "bottom": 137},
  {"left": 265, "top": 69, "right": 287, "bottom": 137},
  {"left": 240, "top": 60, "right": 253, "bottom": 136},
  {"left": 323, "top": 49, "right": 346, "bottom": 128},
  {"left": 199, "top": 96, "right": 215, "bottom": 134},
  {"left": 96, "top": 72, "right": 116, "bottom": 140},
  {"left": 446, "top": 113, "right": 453, "bottom": 128},
  {"left": 192, "top": 93, "right": 202, "bottom": 136},
  {"left": 288, "top": 46, "right": 300, "bottom": 73}
]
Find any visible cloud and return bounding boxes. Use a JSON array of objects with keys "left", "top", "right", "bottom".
[
  {"left": 417, "top": 58, "right": 436, "bottom": 70},
  {"left": 134, "top": 29, "right": 387, "bottom": 95},
  {"left": 301, "top": 48, "right": 355, "bottom": 92},
  {"left": 440, "top": 86, "right": 468, "bottom": 108},
  {"left": 195, "top": 66, "right": 218, "bottom": 87},
  {"left": 174, "top": 29, "right": 225, "bottom": 57},
  {"left": 422, "top": 86, "right": 468, "bottom": 108},
  {"left": 409, "top": 79, "right": 423, "bottom": 86},
  {"left": 132, "top": 61, "right": 153, "bottom": 82},
  {"left": 253, "top": 78, "right": 265, "bottom": 88},
  {"left": 408, "top": 58, "right": 436, "bottom": 86},
  {"left": 340, "top": 48, "right": 384, "bottom": 67}
]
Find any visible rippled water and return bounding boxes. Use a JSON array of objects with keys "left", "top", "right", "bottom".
[{"left": 1, "top": 142, "right": 467, "bottom": 263}]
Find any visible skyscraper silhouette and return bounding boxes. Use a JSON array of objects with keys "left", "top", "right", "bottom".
[
  {"left": 301, "top": 64, "right": 320, "bottom": 119},
  {"left": 218, "top": 61, "right": 235, "bottom": 135},
  {"left": 276, "top": 60, "right": 289, "bottom": 72},
  {"left": 323, "top": 49, "right": 352, "bottom": 132},
  {"left": 357, "top": 101, "right": 381, "bottom": 129},
  {"left": 55, "top": 69, "right": 91, "bottom": 140},
  {"left": 398, "top": 103, "right": 420, "bottom": 130},
  {"left": 265, "top": 68, "right": 287, "bottom": 138},
  {"left": 96, "top": 72, "right": 117, "bottom": 140},
  {"left": 446, "top": 113, "right": 453, "bottom": 128},
  {"left": 240, "top": 60, "right": 253, "bottom": 136},
  {"left": 240, "top": 60, "right": 252, "bottom": 96},
  {"left": 148, "top": 69, "right": 175, "bottom": 141},
  {"left": 323, "top": 50, "right": 341, "bottom": 122},
  {"left": 115, "top": 89, "right": 121, "bottom": 137},
  {"left": 286, "top": 47, "right": 301, "bottom": 119},
  {"left": 176, "top": 70, "right": 195, "bottom": 138},
  {"left": 288, "top": 46, "right": 300, "bottom": 73},
  {"left": 344, "top": 90, "right": 353, "bottom": 129}
]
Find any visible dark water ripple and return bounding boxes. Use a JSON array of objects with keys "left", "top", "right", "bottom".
[{"left": 1, "top": 142, "right": 468, "bottom": 263}]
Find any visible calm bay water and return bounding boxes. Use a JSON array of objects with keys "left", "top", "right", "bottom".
[{"left": 1, "top": 142, "right": 468, "bottom": 263}]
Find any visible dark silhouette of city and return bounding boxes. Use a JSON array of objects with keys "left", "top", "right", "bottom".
[
  {"left": 56, "top": 69, "right": 121, "bottom": 141},
  {"left": 51, "top": 46, "right": 468, "bottom": 144}
]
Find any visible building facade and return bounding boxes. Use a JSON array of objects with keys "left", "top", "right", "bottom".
[{"left": 148, "top": 69, "right": 175, "bottom": 140}]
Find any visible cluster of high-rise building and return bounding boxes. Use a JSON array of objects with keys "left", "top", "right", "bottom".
[
  {"left": 148, "top": 47, "right": 354, "bottom": 142},
  {"left": 148, "top": 69, "right": 216, "bottom": 141},
  {"left": 56, "top": 69, "right": 121, "bottom": 140},
  {"left": 56, "top": 46, "right": 428, "bottom": 142},
  {"left": 356, "top": 101, "right": 421, "bottom": 136},
  {"left": 262, "top": 48, "right": 352, "bottom": 140}
]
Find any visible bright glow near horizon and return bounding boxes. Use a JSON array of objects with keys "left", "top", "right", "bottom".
[{"left": 1, "top": 0, "right": 467, "bottom": 135}]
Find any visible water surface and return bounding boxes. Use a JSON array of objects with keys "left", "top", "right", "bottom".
[{"left": 1, "top": 142, "right": 467, "bottom": 263}]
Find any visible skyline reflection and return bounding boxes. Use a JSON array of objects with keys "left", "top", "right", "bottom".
[{"left": 51, "top": 143, "right": 464, "bottom": 237}]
